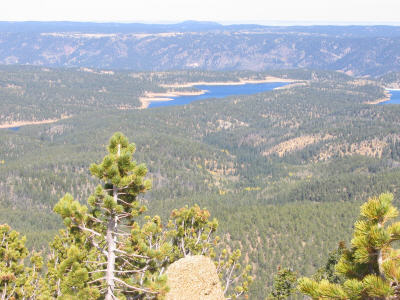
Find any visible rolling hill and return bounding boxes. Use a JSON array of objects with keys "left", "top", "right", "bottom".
[{"left": 2, "top": 66, "right": 400, "bottom": 297}]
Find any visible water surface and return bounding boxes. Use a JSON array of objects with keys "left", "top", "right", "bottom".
[
  {"left": 382, "top": 89, "right": 400, "bottom": 104},
  {"left": 148, "top": 82, "right": 289, "bottom": 108}
]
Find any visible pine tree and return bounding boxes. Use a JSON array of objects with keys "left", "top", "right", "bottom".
[
  {"left": 44, "top": 228, "right": 101, "bottom": 299},
  {"left": 53, "top": 132, "right": 167, "bottom": 299},
  {"left": 51, "top": 132, "right": 252, "bottom": 299},
  {"left": 167, "top": 205, "right": 219, "bottom": 258},
  {"left": 298, "top": 193, "right": 400, "bottom": 299},
  {"left": 0, "top": 224, "right": 44, "bottom": 299},
  {"left": 165, "top": 205, "right": 253, "bottom": 299},
  {"left": 267, "top": 267, "right": 297, "bottom": 300},
  {"left": 134, "top": 205, "right": 253, "bottom": 299},
  {"left": 313, "top": 243, "right": 345, "bottom": 284}
]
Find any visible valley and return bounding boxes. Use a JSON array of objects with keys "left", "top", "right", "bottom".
[{"left": 1, "top": 66, "right": 400, "bottom": 297}]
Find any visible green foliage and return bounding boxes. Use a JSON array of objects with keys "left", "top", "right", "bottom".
[
  {"left": 298, "top": 193, "right": 400, "bottom": 299},
  {"left": 49, "top": 132, "right": 252, "bottom": 299},
  {"left": 168, "top": 205, "right": 253, "bottom": 299},
  {"left": 0, "top": 224, "right": 44, "bottom": 299},
  {"left": 313, "top": 243, "right": 346, "bottom": 284},
  {"left": 137, "top": 205, "right": 253, "bottom": 299},
  {"left": 2, "top": 68, "right": 400, "bottom": 298},
  {"left": 2, "top": 131, "right": 254, "bottom": 299},
  {"left": 52, "top": 133, "right": 166, "bottom": 299},
  {"left": 167, "top": 205, "right": 218, "bottom": 257},
  {"left": 44, "top": 229, "right": 101, "bottom": 299},
  {"left": 267, "top": 268, "right": 297, "bottom": 300}
]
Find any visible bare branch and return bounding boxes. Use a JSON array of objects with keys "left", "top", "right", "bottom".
[
  {"left": 88, "top": 270, "right": 107, "bottom": 274},
  {"left": 87, "top": 277, "right": 106, "bottom": 284},
  {"left": 87, "top": 214, "right": 105, "bottom": 224},
  {"left": 224, "top": 261, "right": 237, "bottom": 295},
  {"left": 85, "top": 261, "right": 107, "bottom": 265},
  {"left": 78, "top": 225, "right": 102, "bottom": 237},
  {"left": 114, "top": 269, "right": 143, "bottom": 274},
  {"left": 114, "top": 248, "right": 149, "bottom": 259},
  {"left": 114, "top": 277, "right": 157, "bottom": 294}
]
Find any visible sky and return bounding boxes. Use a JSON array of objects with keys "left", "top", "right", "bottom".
[{"left": 2, "top": 0, "right": 400, "bottom": 25}]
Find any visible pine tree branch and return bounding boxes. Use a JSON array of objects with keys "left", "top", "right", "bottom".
[
  {"left": 182, "top": 239, "right": 187, "bottom": 256},
  {"left": 88, "top": 270, "right": 107, "bottom": 274},
  {"left": 224, "top": 261, "right": 237, "bottom": 295},
  {"left": 216, "top": 253, "right": 223, "bottom": 273},
  {"left": 85, "top": 261, "right": 107, "bottom": 265},
  {"left": 82, "top": 229, "right": 108, "bottom": 257},
  {"left": 87, "top": 214, "right": 105, "bottom": 224},
  {"left": 114, "top": 269, "right": 144, "bottom": 274},
  {"left": 116, "top": 198, "right": 132, "bottom": 206},
  {"left": 78, "top": 225, "right": 102, "bottom": 237},
  {"left": 118, "top": 183, "right": 137, "bottom": 190},
  {"left": 114, "top": 248, "right": 149, "bottom": 259},
  {"left": 0, "top": 232, "right": 6, "bottom": 248},
  {"left": 116, "top": 212, "right": 132, "bottom": 219},
  {"left": 194, "top": 228, "right": 204, "bottom": 246},
  {"left": 118, "top": 224, "right": 134, "bottom": 228},
  {"left": 87, "top": 277, "right": 106, "bottom": 284},
  {"left": 114, "top": 277, "right": 157, "bottom": 294},
  {"left": 234, "top": 290, "right": 244, "bottom": 298},
  {"left": 118, "top": 256, "right": 138, "bottom": 269},
  {"left": 111, "top": 231, "right": 130, "bottom": 236}
]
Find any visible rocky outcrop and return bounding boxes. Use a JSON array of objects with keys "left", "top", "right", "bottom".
[{"left": 165, "top": 255, "right": 225, "bottom": 300}]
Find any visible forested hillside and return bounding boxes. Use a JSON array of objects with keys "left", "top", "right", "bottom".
[
  {"left": 1, "top": 22, "right": 400, "bottom": 76},
  {"left": 1, "top": 67, "right": 400, "bottom": 297}
]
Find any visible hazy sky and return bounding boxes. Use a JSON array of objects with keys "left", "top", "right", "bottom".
[{"left": 2, "top": 0, "right": 400, "bottom": 24}]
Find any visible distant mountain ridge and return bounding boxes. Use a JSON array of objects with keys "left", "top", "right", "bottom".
[
  {"left": 1, "top": 21, "right": 400, "bottom": 76},
  {"left": 2, "top": 21, "right": 400, "bottom": 36},
  {"left": 0, "top": 21, "right": 228, "bottom": 33}
]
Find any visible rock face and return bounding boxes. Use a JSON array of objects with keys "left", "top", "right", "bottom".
[{"left": 165, "top": 255, "right": 225, "bottom": 300}]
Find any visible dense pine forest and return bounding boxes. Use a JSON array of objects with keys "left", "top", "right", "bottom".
[{"left": 2, "top": 66, "right": 400, "bottom": 298}]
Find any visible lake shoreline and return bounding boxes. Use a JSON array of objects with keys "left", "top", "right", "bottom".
[
  {"left": 0, "top": 115, "right": 71, "bottom": 129},
  {"left": 160, "top": 76, "right": 295, "bottom": 88},
  {"left": 139, "top": 90, "right": 208, "bottom": 109},
  {"left": 377, "top": 88, "right": 400, "bottom": 105},
  {"left": 366, "top": 89, "right": 391, "bottom": 105},
  {"left": 139, "top": 77, "right": 296, "bottom": 108}
]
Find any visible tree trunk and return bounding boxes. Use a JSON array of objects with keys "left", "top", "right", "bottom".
[
  {"left": 105, "top": 144, "right": 120, "bottom": 300},
  {"left": 105, "top": 215, "right": 116, "bottom": 300}
]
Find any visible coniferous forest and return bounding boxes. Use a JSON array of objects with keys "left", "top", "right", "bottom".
[{"left": 2, "top": 65, "right": 400, "bottom": 298}]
